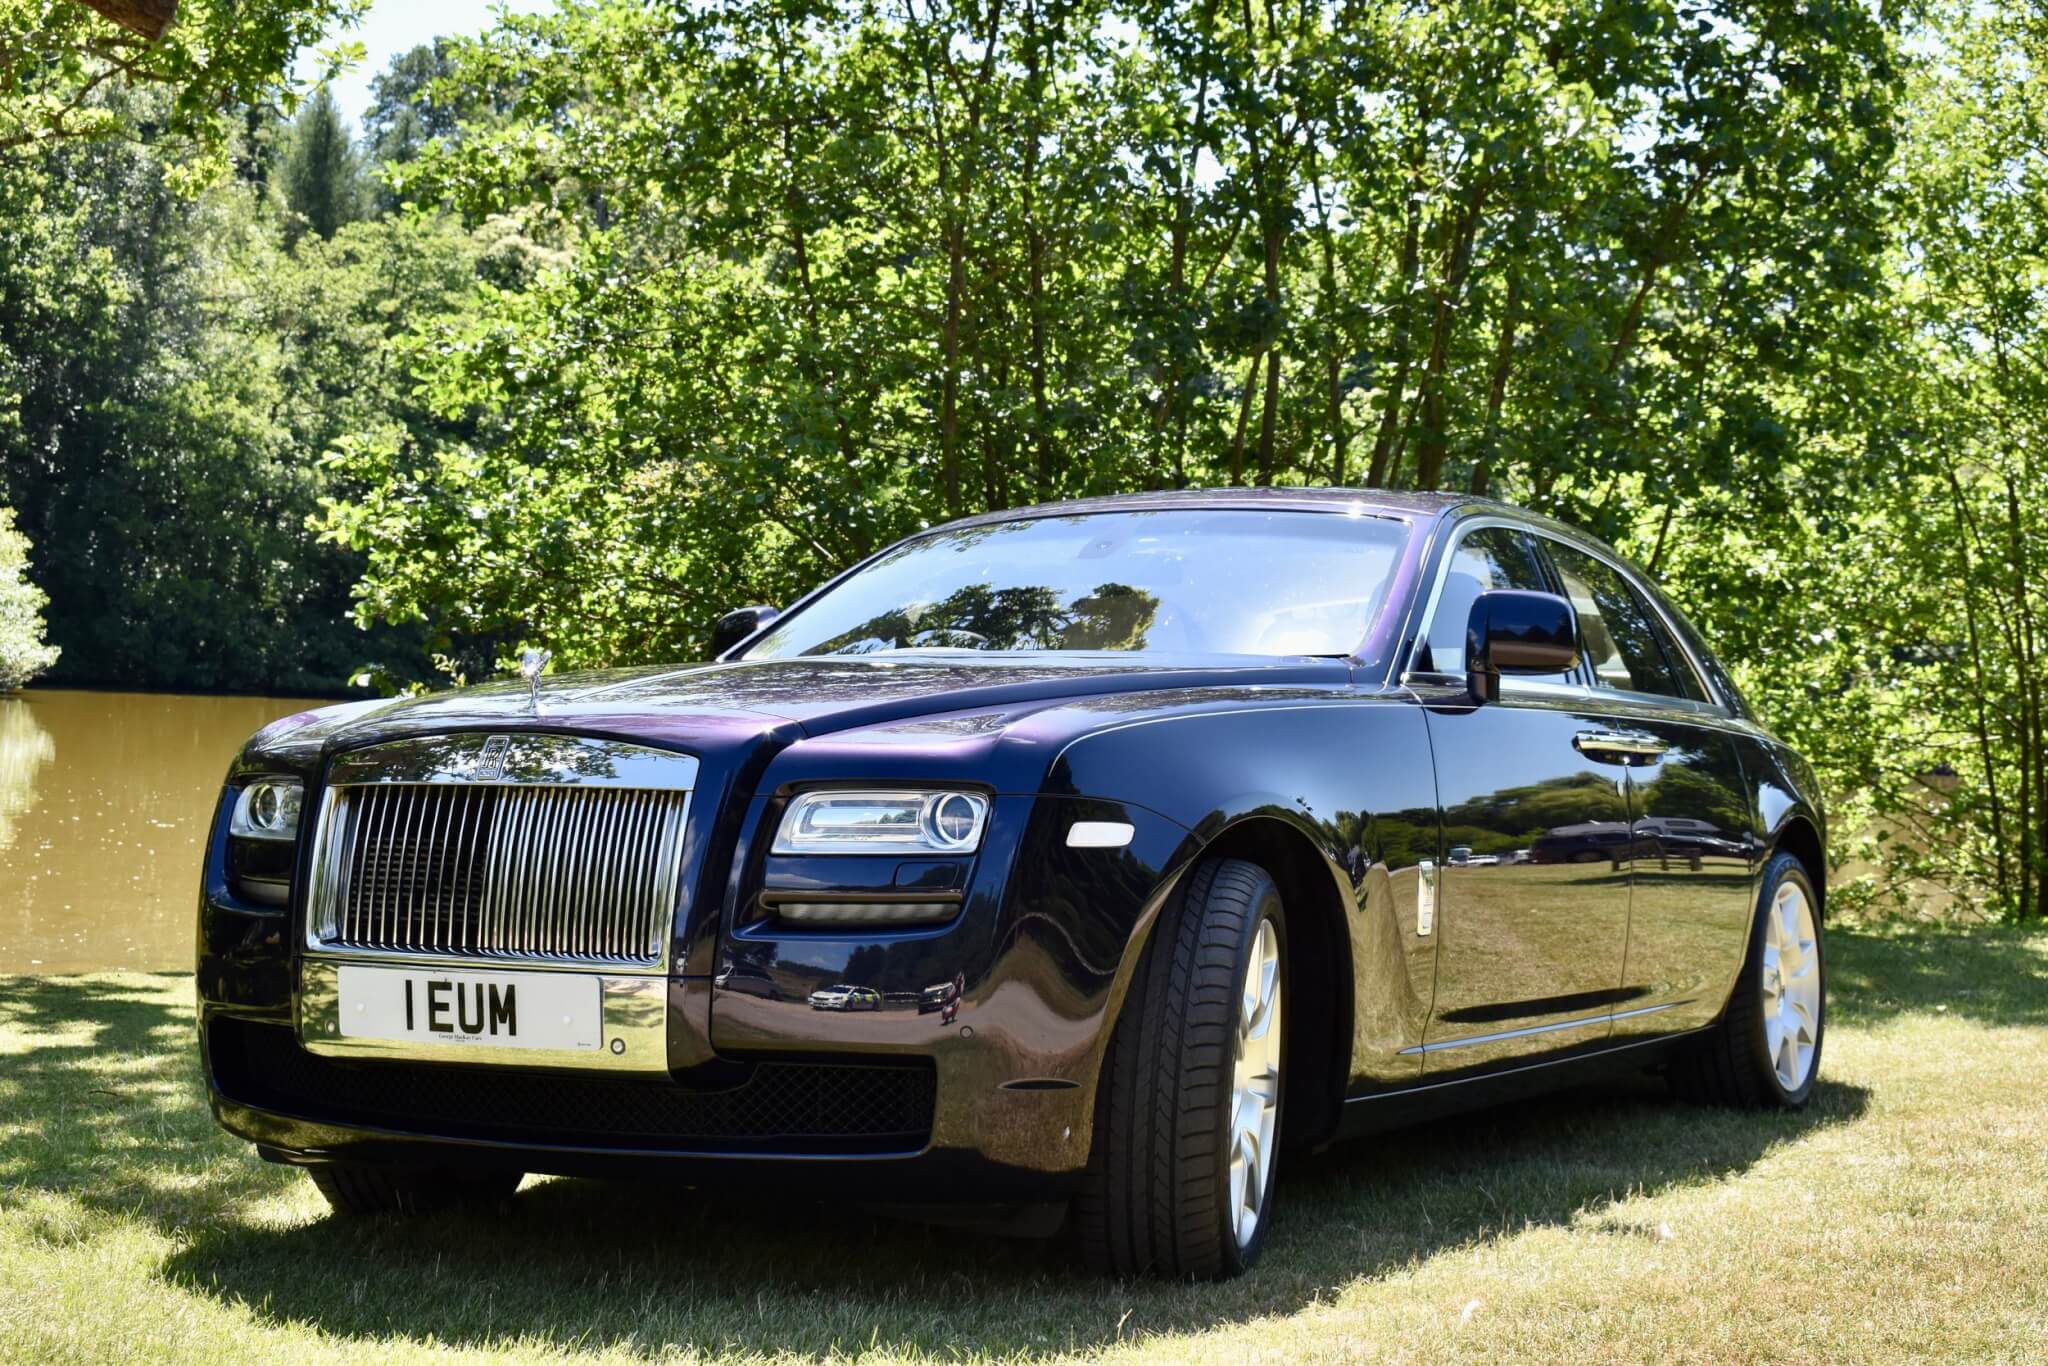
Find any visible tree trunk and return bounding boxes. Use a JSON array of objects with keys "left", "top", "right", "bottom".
[
  {"left": 1255, "top": 214, "right": 1283, "bottom": 485},
  {"left": 2005, "top": 473, "right": 2042, "bottom": 919},
  {"left": 938, "top": 218, "right": 967, "bottom": 515},
  {"left": 918, "top": 0, "right": 1008, "bottom": 516},
  {"left": 1148, "top": 0, "right": 1217, "bottom": 452},
  {"left": 1367, "top": 143, "right": 1425, "bottom": 486},
  {"left": 1414, "top": 182, "right": 1489, "bottom": 490},
  {"left": 1944, "top": 464, "right": 2014, "bottom": 908},
  {"left": 1471, "top": 271, "right": 1520, "bottom": 497},
  {"left": 1021, "top": 0, "right": 1054, "bottom": 500},
  {"left": 1308, "top": 159, "right": 1346, "bottom": 486},
  {"left": 1229, "top": 350, "right": 1261, "bottom": 486}
]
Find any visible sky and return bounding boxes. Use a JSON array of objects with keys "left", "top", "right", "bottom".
[{"left": 293, "top": 1, "right": 554, "bottom": 129}]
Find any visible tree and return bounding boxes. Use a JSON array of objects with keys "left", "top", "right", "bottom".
[
  {"left": 278, "top": 85, "right": 361, "bottom": 240},
  {"left": 1, "top": 0, "right": 363, "bottom": 168},
  {"left": 363, "top": 41, "right": 456, "bottom": 165},
  {"left": 0, "top": 506, "right": 60, "bottom": 690}
]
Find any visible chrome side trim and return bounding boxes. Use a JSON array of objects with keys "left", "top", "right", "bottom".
[
  {"left": 1402, "top": 1000, "right": 1687, "bottom": 1055},
  {"left": 1612, "top": 999, "right": 1694, "bottom": 1022},
  {"left": 298, "top": 957, "right": 668, "bottom": 1074},
  {"left": 1416, "top": 858, "right": 1437, "bottom": 937}
]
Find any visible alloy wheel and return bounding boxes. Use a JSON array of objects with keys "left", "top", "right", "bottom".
[
  {"left": 1229, "top": 916, "right": 1283, "bottom": 1249},
  {"left": 1760, "top": 881, "right": 1821, "bottom": 1091}
]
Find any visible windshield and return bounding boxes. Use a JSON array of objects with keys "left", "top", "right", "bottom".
[{"left": 743, "top": 509, "right": 1409, "bottom": 659}]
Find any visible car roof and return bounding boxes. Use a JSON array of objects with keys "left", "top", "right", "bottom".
[{"left": 928, "top": 486, "right": 1499, "bottom": 534}]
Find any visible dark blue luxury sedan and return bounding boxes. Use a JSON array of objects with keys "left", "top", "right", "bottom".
[{"left": 198, "top": 489, "right": 1826, "bottom": 1279}]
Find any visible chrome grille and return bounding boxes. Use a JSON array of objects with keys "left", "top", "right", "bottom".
[{"left": 315, "top": 783, "right": 688, "bottom": 963}]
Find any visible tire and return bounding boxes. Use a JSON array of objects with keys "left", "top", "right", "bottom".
[
  {"left": 1076, "top": 857, "right": 1287, "bottom": 1279},
  {"left": 1672, "top": 850, "right": 1824, "bottom": 1108},
  {"left": 307, "top": 1162, "right": 523, "bottom": 1217}
]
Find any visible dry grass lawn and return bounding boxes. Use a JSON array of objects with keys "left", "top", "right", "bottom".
[{"left": 2, "top": 924, "right": 2046, "bottom": 1363}]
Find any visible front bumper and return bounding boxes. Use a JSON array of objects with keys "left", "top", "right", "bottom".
[
  {"left": 202, "top": 1012, "right": 1083, "bottom": 1200},
  {"left": 197, "top": 777, "right": 1196, "bottom": 1199}
]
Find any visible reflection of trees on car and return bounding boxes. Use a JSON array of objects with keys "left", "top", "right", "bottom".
[
  {"left": 805, "top": 581, "right": 1160, "bottom": 655},
  {"left": 1442, "top": 772, "right": 1630, "bottom": 859},
  {"left": 1638, "top": 761, "right": 1749, "bottom": 838}
]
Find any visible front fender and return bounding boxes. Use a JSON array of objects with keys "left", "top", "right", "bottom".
[{"left": 1043, "top": 695, "right": 1443, "bottom": 1099}]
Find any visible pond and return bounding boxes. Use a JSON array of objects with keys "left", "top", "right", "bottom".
[{"left": 0, "top": 689, "right": 334, "bottom": 975}]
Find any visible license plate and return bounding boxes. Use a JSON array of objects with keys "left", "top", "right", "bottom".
[{"left": 335, "top": 964, "right": 602, "bottom": 1053}]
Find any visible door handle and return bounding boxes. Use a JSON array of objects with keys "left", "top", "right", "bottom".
[{"left": 1573, "top": 730, "right": 1668, "bottom": 764}]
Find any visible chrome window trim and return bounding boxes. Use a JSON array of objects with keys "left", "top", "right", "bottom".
[
  {"left": 303, "top": 733, "right": 698, "bottom": 976},
  {"left": 1376, "top": 516, "right": 1451, "bottom": 683},
  {"left": 1398, "top": 513, "right": 1727, "bottom": 714}
]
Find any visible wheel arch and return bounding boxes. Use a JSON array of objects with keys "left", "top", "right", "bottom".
[
  {"left": 1190, "top": 813, "right": 1355, "bottom": 1152},
  {"left": 1770, "top": 815, "right": 1827, "bottom": 922}
]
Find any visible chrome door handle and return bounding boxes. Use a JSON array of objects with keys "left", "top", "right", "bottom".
[{"left": 1572, "top": 730, "right": 1668, "bottom": 763}]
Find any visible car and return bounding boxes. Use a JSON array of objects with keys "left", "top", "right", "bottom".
[
  {"left": 807, "top": 984, "right": 883, "bottom": 1011},
  {"left": 1528, "top": 819, "right": 1635, "bottom": 867},
  {"left": 196, "top": 488, "right": 1826, "bottom": 1280},
  {"left": 712, "top": 964, "right": 783, "bottom": 1001}
]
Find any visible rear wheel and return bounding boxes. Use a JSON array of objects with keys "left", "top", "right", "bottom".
[
  {"left": 307, "top": 1162, "right": 522, "bottom": 1217},
  {"left": 1076, "top": 857, "right": 1287, "bottom": 1279},
  {"left": 1672, "top": 850, "right": 1824, "bottom": 1108}
]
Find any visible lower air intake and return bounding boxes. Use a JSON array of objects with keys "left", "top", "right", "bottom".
[{"left": 209, "top": 1019, "right": 935, "bottom": 1155}]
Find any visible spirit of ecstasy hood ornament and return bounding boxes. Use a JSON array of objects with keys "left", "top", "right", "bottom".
[{"left": 519, "top": 647, "right": 552, "bottom": 715}]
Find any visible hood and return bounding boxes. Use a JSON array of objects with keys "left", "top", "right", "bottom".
[{"left": 238, "top": 653, "right": 1354, "bottom": 770}]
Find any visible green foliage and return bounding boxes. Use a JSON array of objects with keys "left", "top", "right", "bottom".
[
  {"left": 0, "top": 112, "right": 483, "bottom": 691},
  {"left": 277, "top": 86, "right": 362, "bottom": 240},
  {"left": 361, "top": 41, "right": 457, "bottom": 174},
  {"left": 325, "top": 0, "right": 1902, "bottom": 665},
  {"left": 0, "top": 505, "right": 58, "bottom": 690},
  {"left": 0, "top": 0, "right": 365, "bottom": 179},
  {"left": 1, "top": 0, "right": 2043, "bottom": 915}
]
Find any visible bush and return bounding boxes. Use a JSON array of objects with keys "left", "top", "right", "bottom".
[{"left": 0, "top": 507, "right": 59, "bottom": 691}]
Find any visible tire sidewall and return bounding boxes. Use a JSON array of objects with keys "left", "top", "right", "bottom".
[
  {"left": 1743, "top": 855, "right": 1825, "bottom": 1106},
  {"left": 1213, "top": 879, "right": 1288, "bottom": 1272}
]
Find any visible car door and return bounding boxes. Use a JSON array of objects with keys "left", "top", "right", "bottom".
[
  {"left": 1413, "top": 523, "right": 1633, "bottom": 1074},
  {"left": 1534, "top": 538, "right": 1758, "bottom": 1042}
]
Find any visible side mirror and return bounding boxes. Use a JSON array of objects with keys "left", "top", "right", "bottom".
[
  {"left": 1466, "top": 590, "right": 1579, "bottom": 704},
  {"left": 710, "top": 605, "right": 780, "bottom": 658}
]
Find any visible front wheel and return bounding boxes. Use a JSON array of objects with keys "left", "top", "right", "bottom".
[
  {"left": 1076, "top": 857, "right": 1287, "bottom": 1279},
  {"left": 1673, "top": 850, "right": 1825, "bottom": 1107}
]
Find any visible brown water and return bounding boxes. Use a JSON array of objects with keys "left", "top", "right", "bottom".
[{"left": 0, "top": 689, "right": 335, "bottom": 975}]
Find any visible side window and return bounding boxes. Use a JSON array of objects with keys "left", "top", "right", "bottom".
[
  {"left": 1419, "top": 526, "right": 1552, "bottom": 674},
  {"left": 1542, "top": 542, "right": 1699, "bottom": 699}
]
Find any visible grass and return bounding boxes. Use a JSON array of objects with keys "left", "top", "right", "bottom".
[{"left": 2, "top": 927, "right": 2046, "bottom": 1363}]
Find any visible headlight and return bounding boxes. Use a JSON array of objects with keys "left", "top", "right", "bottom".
[
  {"left": 772, "top": 790, "right": 990, "bottom": 855},
  {"left": 231, "top": 778, "right": 304, "bottom": 842}
]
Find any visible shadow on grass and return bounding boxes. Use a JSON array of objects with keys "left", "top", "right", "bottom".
[
  {"left": 1826, "top": 922, "right": 2048, "bottom": 1028},
  {"left": 0, "top": 970, "right": 1892, "bottom": 1359}
]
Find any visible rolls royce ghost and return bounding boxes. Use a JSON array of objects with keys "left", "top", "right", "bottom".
[{"left": 197, "top": 489, "right": 1826, "bottom": 1279}]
